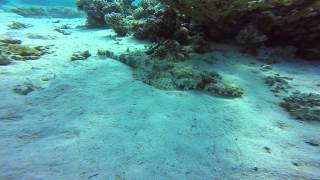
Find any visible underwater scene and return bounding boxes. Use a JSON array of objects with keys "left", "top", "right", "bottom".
[{"left": 0, "top": 0, "right": 319, "bottom": 179}]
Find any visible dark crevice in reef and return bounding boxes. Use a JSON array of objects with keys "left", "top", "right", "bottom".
[{"left": 77, "top": 0, "right": 320, "bottom": 120}]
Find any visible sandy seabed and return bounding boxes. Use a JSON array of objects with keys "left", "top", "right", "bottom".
[{"left": 0, "top": 9, "right": 320, "bottom": 180}]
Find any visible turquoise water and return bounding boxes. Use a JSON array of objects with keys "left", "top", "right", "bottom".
[
  {"left": 2, "top": 0, "right": 140, "bottom": 7},
  {"left": 0, "top": 1, "right": 319, "bottom": 179},
  {"left": 3, "top": 0, "right": 76, "bottom": 6}
]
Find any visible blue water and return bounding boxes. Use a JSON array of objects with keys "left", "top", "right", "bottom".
[
  {"left": 3, "top": 0, "right": 76, "bottom": 6},
  {"left": 3, "top": 0, "right": 140, "bottom": 7}
]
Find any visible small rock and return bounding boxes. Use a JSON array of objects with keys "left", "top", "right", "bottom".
[
  {"left": 292, "top": 162, "right": 301, "bottom": 167},
  {"left": 261, "top": 65, "right": 272, "bottom": 71},
  {"left": 71, "top": 50, "right": 91, "bottom": 61},
  {"left": 0, "top": 55, "right": 11, "bottom": 65},
  {"left": 54, "top": 28, "right": 71, "bottom": 35},
  {"left": 7, "top": 21, "right": 32, "bottom": 29},
  {"left": 13, "top": 83, "right": 35, "bottom": 95},
  {"left": 0, "top": 38, "right": 22, "bottom": 44},
  {"left": 263, "top": 146, "right": 272, "bottom": 153},
  {"left": 54, "top": 24, "right": 72, "bottom": 35}
]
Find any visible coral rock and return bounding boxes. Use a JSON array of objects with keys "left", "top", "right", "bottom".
[
  {"left": 0, "top": 55, "right": 11, "bottom": 65},
  {"left": 281, "top": 92, "right": 320, "bottom": 121},
  {"left": 71, "top": 50, "right": 91, "bottom": 61}
]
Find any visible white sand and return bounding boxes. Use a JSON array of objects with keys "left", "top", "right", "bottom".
[{"left": 0, "top": 9, "right": 319, "bottom": 179}]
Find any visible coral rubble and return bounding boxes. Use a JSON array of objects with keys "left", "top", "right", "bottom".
[
  {"left": 97, "top": 49, "right": 117, "bottom": 59},
  {"left": 70, "top": 50, "right": 91, "bottom": 61},
  {"left": 281, "top": 92, "right": 320, "bottom": 121},
  {"left": 0, "top": 38, "right": 51, "bottom": 62},
  {"left": 7, "top": 21, "right": 32, "bottom": 30},
  {"left": 54, "top": 24, "right": 72, "bottom": 35},
  {"left": 265, "top": 74, "right": 293, "bottom": 95}
]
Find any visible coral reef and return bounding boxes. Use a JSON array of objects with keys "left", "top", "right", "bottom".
[
  {"left": 78, "top": 0, "right": 320, "bottom": 59},
  {"left": 104, "top": 12, "right": 129, "bottom": 36},
  {"left": 76, "top": 0, "right": 134, "bottom": 27},
  {"left": 70, "top": 50, "right": 91, "bottom": 61},
  {"left": 146, "top": 40, "right": 188, "bottom": 59},
  {"left": 77, "top": 0, "right": 190, "bottom": 40},
  {"left": 235, "top": 24, "right": 268, "bottom": 45},
  {"left": 11, "top": 7, "right": 82, "bottom": 18},
  {"left": 159, "top": 0, "right": 320, "bottom": 59},
  {"left": 131, "top": 7, "right": 188, "bottom": 41},
  {"left": 281, "top": 92, "right": 320, "bottom": 121}
]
